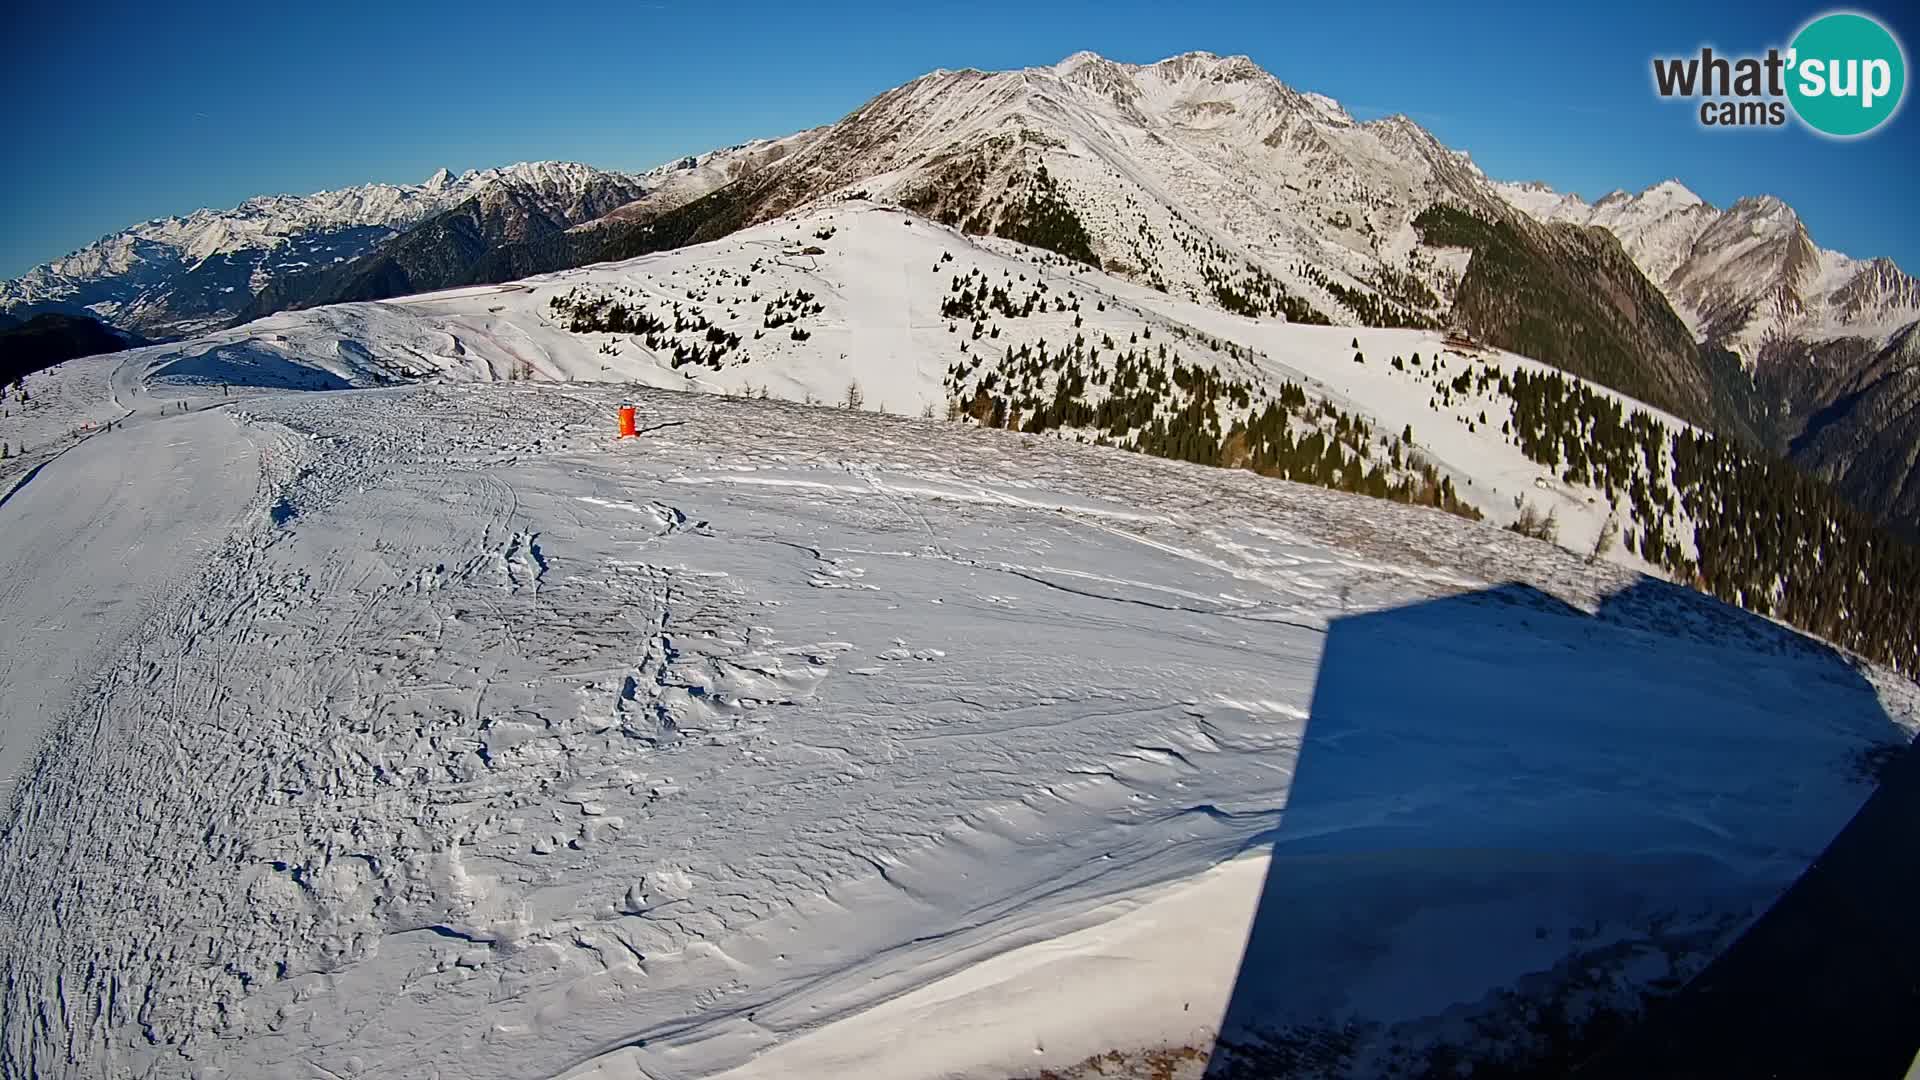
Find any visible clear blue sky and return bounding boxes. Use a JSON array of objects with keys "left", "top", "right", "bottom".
[{"left": 4, "top": 0, "right": 1915, "bottom": 278}]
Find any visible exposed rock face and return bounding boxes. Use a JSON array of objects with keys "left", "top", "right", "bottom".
[{"left": 1495, "top": 178, "right": 1920, "bottom": 534}]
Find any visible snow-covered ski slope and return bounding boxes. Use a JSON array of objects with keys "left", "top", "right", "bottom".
[
  {"left": 0, "top": 337, "right": 1915, "bottom": 1077},
  {"left": 90, "top": 201, "right": 1703, "bottom": 573}
]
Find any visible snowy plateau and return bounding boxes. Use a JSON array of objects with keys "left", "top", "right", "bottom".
[
  {"left": 2, "top": 50, "right": 1919, "bottom": 1080},
  {"left": 1, "top": 196, "right": 1917, "bottom": 1080}
]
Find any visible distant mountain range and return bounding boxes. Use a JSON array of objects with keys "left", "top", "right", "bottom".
[
  {"left": 1492, "top": 178, "right": 1920, "bottom": 531},
  {"left": 4, "top": 51, "right": 1916, "bottom": 534},
  {"left": 0, "top": 163, "right": 650, "bottom": 340}
]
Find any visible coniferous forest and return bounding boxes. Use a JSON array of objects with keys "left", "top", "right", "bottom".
[
  {"left": 938, "top": 280, "right": 1479, "bottom": 521},
  {"left": 1501, "top": 366, "right": 1919, "bottom": 675}
]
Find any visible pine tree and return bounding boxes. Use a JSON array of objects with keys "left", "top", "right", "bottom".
[{"left": 1589, "top": 512, "right": 1620, "bottom": 563}]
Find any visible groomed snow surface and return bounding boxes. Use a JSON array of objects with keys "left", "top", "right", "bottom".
[{"left": 1, "top": 343, "right": 1915, "bottom": 1080}]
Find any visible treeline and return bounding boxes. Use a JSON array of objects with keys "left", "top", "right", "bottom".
[
  {"left": 1506, "top": 369, "right": 1672, "bottom": 504},
  {"left": 1296, "top": 264, "right": 1437, "bottom": 329},
  {"left": 1668, "top": 431, "right": 1919, "bottom": 673},
  {"left": 1208, "top": 263, "right": 1332, "bottom": 325},
  {"left": 1222, "top": 398, "right": 1475, "bottom": 515},
  {"left": 1411, "top": 203, "right": 1748, "bottom": 440},
  {"left": 992, "top": 166, "right": 1100, "bottom": 268},
  {"left": 947, "top": 333, "right": 1478, "bottom": 521},
  {"left": 942, "top": 267, "right": 1062, "bottom": 323},
  {"left": 1367, "top": 263, "right": 1442, "bottom": 314},
  {"left": 1180, "top": 224, "right": 1329, "bottom": 324},
  {"left": 1499, "top": 365, "right": 1920, "bottom": 674},
  {"left": 547, "top": 288, "right": 751, "bottom": 370}
]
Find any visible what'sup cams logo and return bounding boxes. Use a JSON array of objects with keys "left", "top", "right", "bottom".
[{"left": 1652, "top": 11, "right": 1907, "bottom": 136}]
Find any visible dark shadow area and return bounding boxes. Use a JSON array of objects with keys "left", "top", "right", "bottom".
[
  {"left": 1574, "top": 729, "right": 1920, "bottom": 1079},
  {"left": 1203, "top": 578, "right": 1911, "bottom": 1078},
  {"left": 146, "top": 344, "right": 356, "bottom": 392},
  {"left": 0, "top": 313, "right": 147, "bottom": 383}
]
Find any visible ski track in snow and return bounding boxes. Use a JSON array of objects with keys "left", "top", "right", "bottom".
[
  {"left": 0, "top": 405, "right": 261, "bottom": 801},
  {"left": 0, "top": 373, "right": 1914, "bottom": 1079}
]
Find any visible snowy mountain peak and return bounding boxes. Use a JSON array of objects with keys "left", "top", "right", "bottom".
[
  {"left": 1046, "top": 50, "right": 1143, "bottom": 100},
  {"left": 1488, "top": 179, "right": 1586, "bottom": 219},
  {"left": 1643, "top": 178, "right": 1704, "bottom": 208},
  {"left": 458, "top": 160, "right": 629, "bottom": 191},
  {"left": 1052, "top": 49, "right": 1111, "bottom": 71},
  {"left": 1134, "top": 48, "right": 1223, "bottom": 73},
  {"left": 1569, "top": 179, "right": 1708, "bottom": 218},
  {"left": 1043, "top": 49, "right": 1280, "bottom": 91},
  {"left": 1301, "top": 91, "right": 1356, "bottom": 126},
  {"left": 1149, "top": 49, "right": 1238, "bottom": 76},
  {"left": 1725, "top": 193, "right": 1799, "bottom": 228},
  {"left": 727, "top": 46, "right": 1536, "bottom": 336},
  {"left": 423, "top": 167, "right": 456, "bottom": 192}
]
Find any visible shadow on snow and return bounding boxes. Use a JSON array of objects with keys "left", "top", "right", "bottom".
[
  {"left": 147, "top": 344, "right": 357, "bottom": 392},
  {"left": 1201, "top": 578, "right": 1914, "bottom": 1078}
]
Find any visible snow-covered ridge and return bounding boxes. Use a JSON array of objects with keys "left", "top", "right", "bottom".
[
  {"left": 698, "top": 47, "right": 1521, "bottom": 340},
  {"left": 731, "top": 45, "right": 1909, "bottom": 371},
  {"left": 31, "top": 162, "right": 625, "bottom": 276},
  {"left": 594, "top": 131, "right": 827, "bottom": 226},
  {"left": 90, "top": 201, "right": 1701, "bottom": 577}
]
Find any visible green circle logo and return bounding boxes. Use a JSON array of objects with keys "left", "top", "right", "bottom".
[{"left": 1787, "top": 12, "right": 1907, "bottom": 137}]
